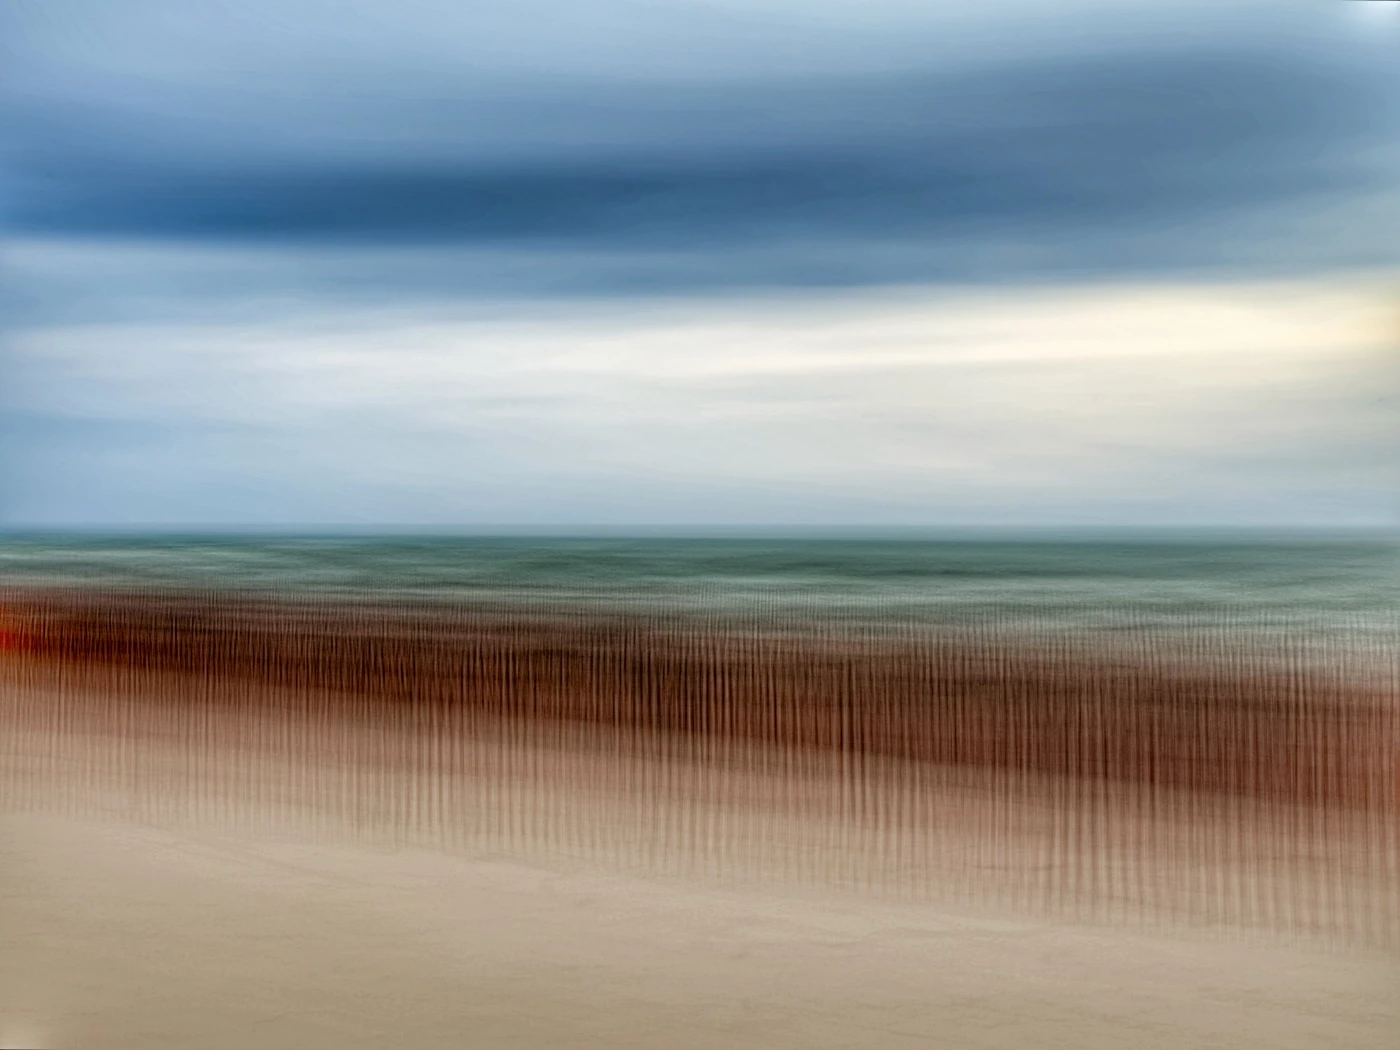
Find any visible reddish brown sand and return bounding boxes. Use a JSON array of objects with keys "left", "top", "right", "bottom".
[{"left": 4, "top": 589, "right": 1395, "bottom": 808}]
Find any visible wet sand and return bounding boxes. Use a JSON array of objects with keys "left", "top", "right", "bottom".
[{"left": 5, "top": 589, "right": 1395, "bottom": 806}]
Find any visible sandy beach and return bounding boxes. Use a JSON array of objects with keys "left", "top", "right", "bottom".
[{"left": 1, "top": 591, "right": 1396, "bottom": 1047}]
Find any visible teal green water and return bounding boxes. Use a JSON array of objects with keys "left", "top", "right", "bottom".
[{"left": 1, "top": 534, "right": 1396, "bottom": 663}]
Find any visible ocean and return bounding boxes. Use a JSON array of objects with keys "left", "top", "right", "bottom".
[{"left": 2, "top": 531, "right": 1396, "bottom": 669}]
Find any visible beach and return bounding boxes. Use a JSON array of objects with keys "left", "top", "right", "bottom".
[{"left": 1, "top": 565, "right": 1396, "bottom": 1046}]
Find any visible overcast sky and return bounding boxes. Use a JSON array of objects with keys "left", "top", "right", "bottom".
[{"left": 2, "top": 0, "right": 1397, "bottom": 528}]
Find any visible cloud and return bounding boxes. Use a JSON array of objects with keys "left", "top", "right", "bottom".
[
  {"left": 3, "top": 2, "right": 1396, "bottom": 291},
  {"left": 3, "top": 277, "right": 1393, "bottom": 526},
  {"left": 8, "top": 51, "right": 1390, "bottom": 242}
]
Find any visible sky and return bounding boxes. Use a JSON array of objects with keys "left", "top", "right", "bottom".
[{"left": 2, "top": 0, "right": 1398, "bottom": 529}]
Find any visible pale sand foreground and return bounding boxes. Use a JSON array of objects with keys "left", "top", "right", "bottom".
[{"left": 2, "top": 811, "right": 1397, "bottom": 1050}]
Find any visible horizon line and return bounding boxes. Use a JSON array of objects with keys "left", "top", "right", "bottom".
[{"left": 1, "top": 523, "right": 1394, "bottom": 542}]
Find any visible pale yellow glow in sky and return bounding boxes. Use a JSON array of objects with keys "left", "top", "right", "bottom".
[{"left": 12, "top": 273, "right": 1393, "bottom": 520}]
